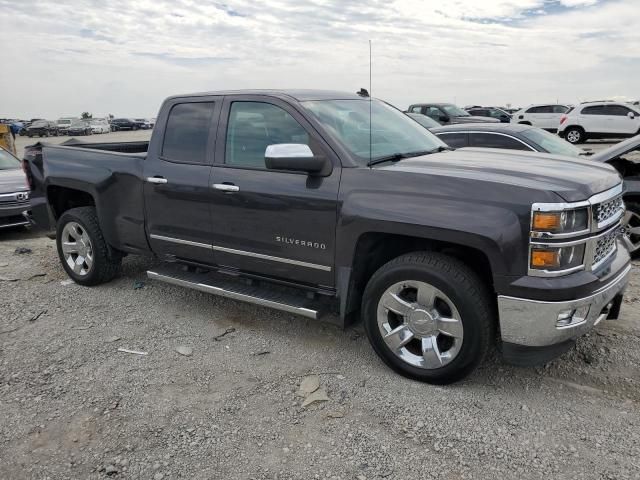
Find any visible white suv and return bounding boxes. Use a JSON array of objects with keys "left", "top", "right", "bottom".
[
  {"left": 511, "top": 104, "right": 570, "bottom": 131},
  {"left": 558, "top": 102, "right": 640, "bottom": 144}
]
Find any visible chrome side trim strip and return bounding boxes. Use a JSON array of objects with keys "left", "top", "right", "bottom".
[
  {"left": 149, "top": 234, "right": 332, "bottom": 272},
  {"left": 147, "top": 270, "right": 319, "bottom": 319},
  {"left": 212, "top": 245, "right": 332, "bottom": 272},
  {"left": 149, "top": 234, "right": 211, "bottom": 249}
]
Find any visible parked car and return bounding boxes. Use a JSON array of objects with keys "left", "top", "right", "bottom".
[
  {"left": 405, "top": 112, "right": 441, "bottom": 129},
  {"left": 557, "top": 102, "right": 640, "bottom": 144},
  {"left": 110, "top": 118, "right": 140, "bottom": 131},
  {"left": 511, "top": 104, "right": 570, "bottom": 131},
  {"left": 406, "top": 103, "right": 500, "bottom": 125},
  {"left": 66, "top": 121, "right": 93, "bottom": 136},
  {"left": 25, "top": 89, "right": 629, "bottom": 384},
  {"left": 134, "top": 118, "right": 152, "bottom": 130},
  {"left": 432, "top": 123, "right": 587, "bottom": 157},
  {"left": 90, "top": 119, "right": 111, "bottom": 134},
  {"left": 465, "top": 106, "right": 512, "bottom": 123},
  {"left": 57, "top": 117, "right": 79, "bottom": 135},
  {"left": 0, "top": 146, "right": 30, "bottom": 229},
  {"left": 26, "top": 120, "right": 58, "bottom": 137}
]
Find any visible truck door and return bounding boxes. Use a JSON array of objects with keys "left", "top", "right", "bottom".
[
  {"left": 208, "top": 96, "right": 340, "bottom": 287},
  {"left": 143, "top": 97, "right": 221, "bottom": 263}
]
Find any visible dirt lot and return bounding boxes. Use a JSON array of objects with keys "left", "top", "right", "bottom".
[{"left": 1, "top": 226, "right": 640, "bottom": 480}]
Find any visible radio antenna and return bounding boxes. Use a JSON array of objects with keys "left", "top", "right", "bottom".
[{"left": 369, "top": 39, "right": 372, "bottom": 167}]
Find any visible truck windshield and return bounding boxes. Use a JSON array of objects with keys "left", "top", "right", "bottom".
[
  {"left": 302, "top": 99, "right": 447, "bottom": 165},
  {"left": 0, "top": 148, "right": 20, "bottom": 170}
]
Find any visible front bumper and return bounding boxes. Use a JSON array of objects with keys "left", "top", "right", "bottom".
[
  {"left": 0, "top": 205, "right": 30, "bottom": 228},
  {"left": 498, "top": 262, "right": 630, "bottom": 348}
]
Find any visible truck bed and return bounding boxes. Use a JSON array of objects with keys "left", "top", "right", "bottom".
[{"left": 58, "top": 138, "right": 149, "bottom": 154}]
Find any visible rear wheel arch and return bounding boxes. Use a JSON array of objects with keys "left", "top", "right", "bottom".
[{"left": 47, "top": 185, "right": 96, "bottom": 220}]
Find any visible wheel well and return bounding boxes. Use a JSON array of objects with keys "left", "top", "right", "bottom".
[
  {"left": 564, "top": 125, "right": 585, "bottom": 132},
  {"left": 343, "top": 232, "right": 494, "bottom": 324},
  {"left": 47, "top": 186, "right": 95, "bottom": 220}
]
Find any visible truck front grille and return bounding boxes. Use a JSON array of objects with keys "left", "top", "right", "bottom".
[
  {"left": 592, "top": 227, "right": 618, "bottom": 268},
  {"left": 593, "top": 195, "right": 624, "bottom": 228}
]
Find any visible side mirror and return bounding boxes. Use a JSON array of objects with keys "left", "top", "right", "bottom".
[
  {"left": 265, "top": 144, "right": 330, "bottom": 176},
  {"left": 439, "top": 115, "right": 450, "bottom": 123},
  {"left": 628, "top": 112, "right": 635, "bottom": 119}
]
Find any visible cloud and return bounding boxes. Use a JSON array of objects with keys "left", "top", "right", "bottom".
[{"left": 0, "top": 0, "right": 638, "bottom": 118}]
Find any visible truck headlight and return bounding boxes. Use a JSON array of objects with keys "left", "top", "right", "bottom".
[
  {"left": 532, "top": 208, "right": 589, "bottom": 234},
  {"left": 530, "top": 244, "right": 585, "bottom": 272}
]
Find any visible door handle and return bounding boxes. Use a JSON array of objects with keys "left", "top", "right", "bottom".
[
  {"left": 213, "top": 183, "right": 240, "bottom": 193},
  {"left": 146, "top": 176, "right": 168, "bottom": 184}
]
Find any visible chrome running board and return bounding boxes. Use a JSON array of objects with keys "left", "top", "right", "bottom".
[{"left": 147, "top": 264, "right": 322, "bottom": 319}]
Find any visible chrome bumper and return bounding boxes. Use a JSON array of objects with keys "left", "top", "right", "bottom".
[{"left": 497, "top": 263, "right": 631, "bottom": 347}]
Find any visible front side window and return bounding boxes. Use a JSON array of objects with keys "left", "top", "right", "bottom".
[
  {"left": 225, "top": 102, "right": 309, "bottom": 169},
  {"left": 441, "top": 104, "right": 470, "bottom": 117},
  {"left": 469, "top": 133, "right": 530, "bottom": 150},
  {"left": 604, "top": 105, "right": 632, "bottom": 116},
  {"left": 303, "top": 99, "right": 447, "bottom": 165},
  {"left": 553, "top": 105, "right": 569, "bottom": 113},
  {"left": 162, "top": 102, "right": 215, "bottom": 164}
]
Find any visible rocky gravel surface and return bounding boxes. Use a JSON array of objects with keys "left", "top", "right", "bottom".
[{"left": 1, "top": 228, "right": 639, "bottom": 479}]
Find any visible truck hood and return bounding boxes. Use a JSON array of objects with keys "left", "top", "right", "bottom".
[
  {"left": 381, "top": 147, "right": 621, "bottom": 202},
  {"left": 0, "top": 168, "right": 28, "bottom": 194}
]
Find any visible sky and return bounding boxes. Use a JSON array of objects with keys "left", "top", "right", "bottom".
[{"left": 1, "top": 0, "right": 639, "bottom": 119}]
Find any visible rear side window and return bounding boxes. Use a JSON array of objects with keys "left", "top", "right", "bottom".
[
  {"left": 469, "top": 133, "right": 530, "bottom": 150},
  {"left": 162, "top": 102, "right": 215, "bottom": 164},
  {"left": 581, "top": 105, "right": 607, "bottom": 115},
  {"left": 436, "top": 132, "right": 468, "bottom": 148}
]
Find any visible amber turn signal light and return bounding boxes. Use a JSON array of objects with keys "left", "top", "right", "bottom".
[
  {"left": 532, "top": 212, "right": 561, "bottom": 231},
  {"left": 530, "top": 249, "right": 560, "bottom": 268}
]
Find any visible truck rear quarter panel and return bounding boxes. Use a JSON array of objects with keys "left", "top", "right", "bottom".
[{"left": 43, "top": 146, "right": 149, "bottom": 254}]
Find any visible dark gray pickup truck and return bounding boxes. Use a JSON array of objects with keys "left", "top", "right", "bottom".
[{"left": 25, "top": 90, "right": 630, "bottom": 384}]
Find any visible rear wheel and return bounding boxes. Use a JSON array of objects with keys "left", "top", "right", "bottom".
[
  {"left": 56, "top": 207, "right": 122, "bottom": 286},
  {"left": 362, "top": 252, "right": 494, "bottom": 384},
  {"left": 565, "top": 127, "right": 585, "bottom": 144}
]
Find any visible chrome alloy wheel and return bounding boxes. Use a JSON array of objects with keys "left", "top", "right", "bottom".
[
  {"left": 622, "top": 209, "right": 640, "bottom": 254},
  {"left": 377, "top": 280, "right": 464, "bottom": 369},
  {"left": 61, "top": 221, "right": 94, "bottom": 276},
  {"left": 566, "top": 130, "right": 581, "bottom": 143}
]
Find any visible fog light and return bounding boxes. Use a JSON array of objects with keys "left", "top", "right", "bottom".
[{"left": 557, "top": 309, "right": 576, "bottom": 327}]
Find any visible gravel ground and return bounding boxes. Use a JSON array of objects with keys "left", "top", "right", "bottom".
[{"left": 1, "top": 228, "right": 639, "bottom": 479}]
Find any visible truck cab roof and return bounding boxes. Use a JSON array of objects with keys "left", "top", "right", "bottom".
[{"left": 165, "top": 89, "right": 365, "bottom": 102}]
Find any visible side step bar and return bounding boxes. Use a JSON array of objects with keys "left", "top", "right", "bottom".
[{"left": 147, "top": 265, "right": 324, "bottom": 319}]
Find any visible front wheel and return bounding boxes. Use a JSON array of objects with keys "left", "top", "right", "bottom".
[
  {"left": 623, "top": 201, "right": 640, "bottom": 258},
  {"left": 362, "top": 252, "right": 494, "bottom": 384},
  {"left": 56, "top": 207, "right": 122, "bottom": 286}
]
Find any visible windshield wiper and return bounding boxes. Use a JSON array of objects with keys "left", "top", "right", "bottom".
[{"left": 367, "top": 147, "right": 452, "bottom": 167}]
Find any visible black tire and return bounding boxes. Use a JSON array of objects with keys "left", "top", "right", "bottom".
[
  {"left": 564, "top": 127, "right": 585, "bottom": 144},
  {"left": 56, "top": 207, "right": 122, "bottom": 286},
  {"left": 362, "top": 252, "right": 495, "bottom": 384}
]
